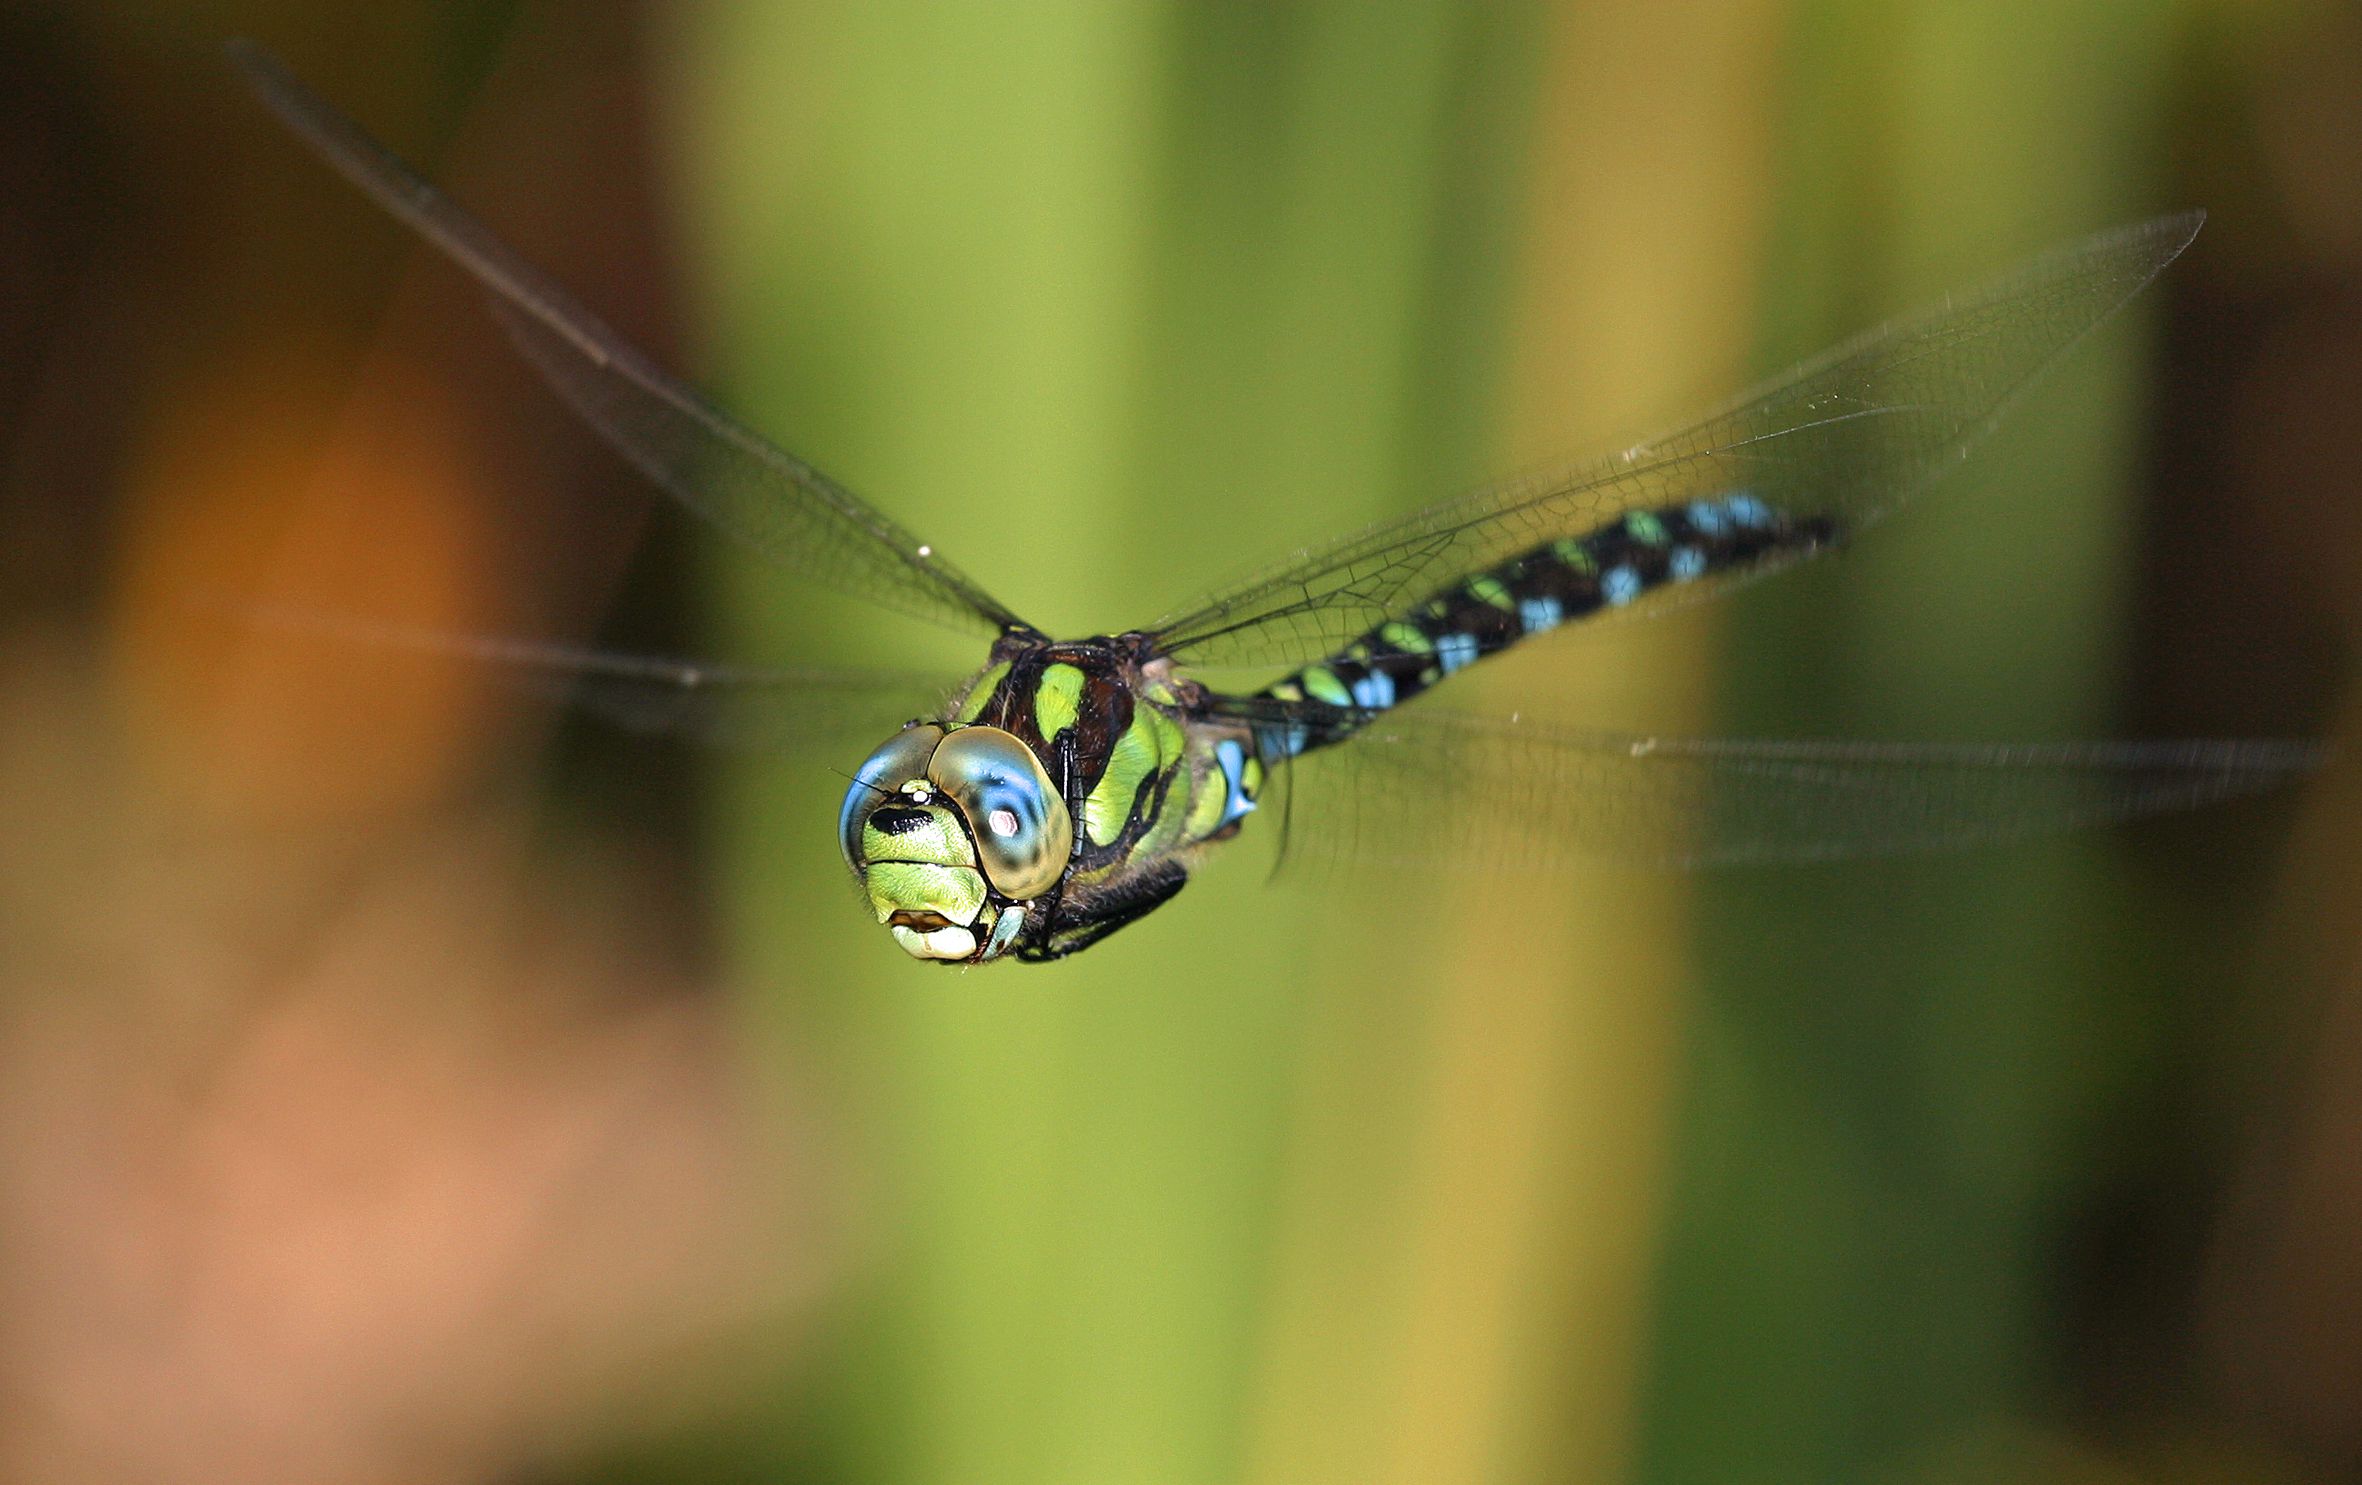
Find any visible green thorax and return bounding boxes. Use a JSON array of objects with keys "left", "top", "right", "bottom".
[{"left": 952, "top": 632, "right": 1250, "bottom": 892}]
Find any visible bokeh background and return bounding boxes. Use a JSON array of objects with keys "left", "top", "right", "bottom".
[{"left": 2, "top": 2, "right": 2358, "bottom": 1482}]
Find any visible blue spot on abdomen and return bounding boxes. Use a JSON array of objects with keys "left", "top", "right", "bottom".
[
  {"left": 1724, "top": 492, "right": 1773, "bottom": 528},
  {"left": 1435, "top": 631, "right": 1479, "bottom": 674}
]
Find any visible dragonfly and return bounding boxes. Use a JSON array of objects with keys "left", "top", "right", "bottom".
[{"left": 231, "top": 42, "right": 2320, "bottom": 965}]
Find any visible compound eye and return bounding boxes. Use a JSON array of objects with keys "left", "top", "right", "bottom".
[
  {"left": 839, "top": 724, "right": 948, "bottom": 869},
  {"left": 928, "top": 726, "right": 1072, "bottom": 901}
]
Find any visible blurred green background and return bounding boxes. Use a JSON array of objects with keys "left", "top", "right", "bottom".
[{"left": 0, "top": 2, "right": 2357, "bottom": 1483}]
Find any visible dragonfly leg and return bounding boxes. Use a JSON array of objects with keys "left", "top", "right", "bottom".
[{"left": 1018, "top": 859, "right": 1190, "bottom": 962}]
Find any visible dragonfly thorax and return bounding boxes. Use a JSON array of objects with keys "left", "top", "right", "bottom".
[{"left": 830, "top": 633, "right": 1265, "bottom": 964}]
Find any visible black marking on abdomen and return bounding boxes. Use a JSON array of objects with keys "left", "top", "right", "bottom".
[{"left": 1254, "top": 492, "right": 1837, "bottom": 757}]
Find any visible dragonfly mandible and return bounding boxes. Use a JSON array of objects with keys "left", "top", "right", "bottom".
[{"left": 231, "top": 42, "right": 2320, "bottom": 965}]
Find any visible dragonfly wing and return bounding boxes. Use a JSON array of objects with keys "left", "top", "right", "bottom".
[
  {"left": 500, "top": 645, "right": 966, "bottom": 754},
  {"left": 1151, "top": 215, "right": 2203, "bottom": 668},
  {"left": 1217, "top": 705, "right": 2321, "bottom": 870},
  {"left": 244, "top": 606, "right": 967, "bottom": 754},
  {"left": 229, "top": 41, "right": 1028, "bottom": 641}
]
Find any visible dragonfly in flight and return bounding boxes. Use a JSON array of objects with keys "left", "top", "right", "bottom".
[{"left": 231, "top": 42, "right": 2319, "bottom": 964}]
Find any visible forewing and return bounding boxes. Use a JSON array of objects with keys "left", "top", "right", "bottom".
[
  {"left": 229, "top": 41, "right": 1028, "bottom": 640},
  {"left": 1152, "top": 215, "right": 2204, "bottom": 667}
]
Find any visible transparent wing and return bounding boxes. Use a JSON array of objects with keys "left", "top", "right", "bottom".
[
  {"left": 229, "top": 41, "right": 1029, "bottom": 641},
  {"left": 1214, "top": 704, "right": 2322, "bottom": 870},
  {"left": 1151, "top": 214, "right": 2204, "bottom": 667},
  {"left": 241, "top": 605, "right": 966, "bottom": 754}
]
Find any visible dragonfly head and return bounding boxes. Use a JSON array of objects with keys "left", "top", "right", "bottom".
[{"left": 839, "top": 723, "right": 1073, "bottom": 963}]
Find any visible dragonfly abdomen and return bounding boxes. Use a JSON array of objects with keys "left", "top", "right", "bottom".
[{"left": 1256, "top": 492, "right": 1836, "bottom": 755}]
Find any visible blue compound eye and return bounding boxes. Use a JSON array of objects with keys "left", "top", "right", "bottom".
[
  {"left": 839, "top": 724, "right": 949, "bottom": 869},
  {"left": 927, "top": 726, "right": 1072, "bottom": 901}
]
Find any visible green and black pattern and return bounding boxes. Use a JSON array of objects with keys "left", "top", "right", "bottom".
[{"left": 1255, "top": 493, "right": 1836, "bottom": 757}]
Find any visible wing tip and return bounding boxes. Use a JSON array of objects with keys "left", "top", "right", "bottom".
[
  {"left": 2122, "top": 207, "right": 2207, "bottom": 271},
  {"left": 2062, "top": 209, "right": 2209, "bottom": 300},
  {"left": 223, "top": 36, "right": 297, "bottom": 105}
]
